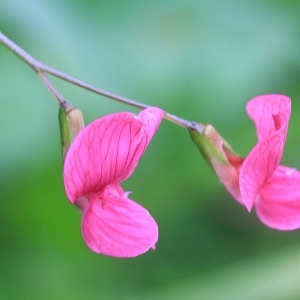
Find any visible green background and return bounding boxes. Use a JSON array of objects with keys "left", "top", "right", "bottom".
[{"left": 1, "top": 0, "right": 300, "bottom": 299}]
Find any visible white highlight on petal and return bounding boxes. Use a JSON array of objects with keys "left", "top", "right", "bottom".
[
  {"left": 286, "top": 168, "right": 297, "bottom": 176},
  {"left": 123, "top": 191, "right": 132, "bottom": 198}
]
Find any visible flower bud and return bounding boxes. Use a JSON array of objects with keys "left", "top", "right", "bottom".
[
  {"left": 58, "top": 103, "right": 84, "bottom": 160},
  {"left": 189, "top": 122, "right": 244, "bottom": 203},
  {"left": 189, "top": 122, "right": 235, "bottom": 167}
]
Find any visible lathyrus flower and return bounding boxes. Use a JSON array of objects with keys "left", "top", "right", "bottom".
[
  {"left": 63, "top": 107, "right": 164, "bottom": 257},
  {"left": 190, "top": 94, "right": 300, "bottom": 230}
]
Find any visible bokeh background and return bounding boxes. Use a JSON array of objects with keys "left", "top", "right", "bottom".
[{"left": 1, "top": 0, "right": 300, "bottom": 299}]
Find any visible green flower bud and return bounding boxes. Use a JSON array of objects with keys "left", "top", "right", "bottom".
[
  {"left": 58, "top": 103, "right": 84, "bottom": 160},
  {"left": 189, "top": 122, "right": 236, "bottom": 167},
  {"left": 189, "top": 122, "right": 244, "bottom": 203}
]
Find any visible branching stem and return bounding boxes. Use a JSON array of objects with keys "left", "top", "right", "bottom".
[{"left": 0, "top": 31, "right": 194, "bottom": 128}]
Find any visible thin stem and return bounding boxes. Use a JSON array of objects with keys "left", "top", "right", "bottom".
[
  {"left": 0, "top": 31, "right": 194, "bottom": 128},
  {"left": 43, "top": 65, "right": 150, "bottom": 111},
  {"left": 38, "top": 72, "right": 71, "bottom": 108},
  {"left": 164, "top": 112, "right": 193, "bottom": 128},
  {"left": 0, "top": 32, "right": 42, "bottom": 72}
]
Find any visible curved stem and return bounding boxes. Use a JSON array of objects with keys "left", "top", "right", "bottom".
[{"left": 0, "top": 31, "right": 193, "bottom": 128}]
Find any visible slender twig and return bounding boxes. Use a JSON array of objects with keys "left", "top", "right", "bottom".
[
  {"left": 0, "top": 32, "right": 42, "bottom": 72},
  {"left": 38, "top": 72, "right": 69, "bottom": 107},
  {"left": 0, "top": 31, "right": 193, "bottom": 128}
]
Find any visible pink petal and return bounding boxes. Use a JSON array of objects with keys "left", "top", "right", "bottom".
[
  {"left": 255, "top": 166, "right": 300, "bottom": 230},
  {"left": 211, "top": 149, "right": 245, "bottom": 205},
  {"left": 81, "top": 184, "right": 158, "bottom": 257},
  {"left": 246, "top": 94, "right": 291, "bottom": 142},
  {"left": 117, "top": 107, "right": 164, "bottom": 181},
  {"left": 137, "top": 107, "right": 164, "bottom": 146},
  {"left": 239, "top": 95, "right": 291, "bottom": 211},
  {"left": 64, "top": 107, "right": 163, "bottom": 203}
]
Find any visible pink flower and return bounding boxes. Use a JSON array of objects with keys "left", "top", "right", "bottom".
[
  {"left": 63, "top": 107, "right": 164, "bottom": 257},
  {"left": 239, "top": 94, "right": 300, "bottom": 230},
  {"left": 190, "top": 94, "right": 300, "bottom": 230},
  {"left": 225, "top": 95, "right": 300, "bottom": 230}
]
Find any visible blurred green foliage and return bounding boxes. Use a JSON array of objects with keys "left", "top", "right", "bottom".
[{"left": 1, "top": 0, "right": 300, "bottom": 299}]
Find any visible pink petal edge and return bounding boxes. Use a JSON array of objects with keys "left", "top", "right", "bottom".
[
  {"left": 64, "top": 108, "right": 164, "bottom": 204},
  {"left": 81, "top": 184, "right": 158, "bottom": 257},
  {"left": 255, "top": 166, "right": 300, "bottom": 230},
  {"left": 246, "top": 94, "right": 291, "bottom": 142},
  {"left": 211, "top": 150, "right": 245, "bottom": 205},
  {"left": 239, "top": 95, "right": 291, "bottom": 211}
]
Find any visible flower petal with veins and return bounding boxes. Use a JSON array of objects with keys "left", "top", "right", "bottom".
[
  {"left": 246, "top": 94, "right": 290, "bottom": 142},
  {"left": 64, "top": 107, "right": 164, "bottom": 203},
  {"left": 63, "top": 107, "right": 163, "bottom": 257},
  {"left": 239, "top": 95, "right": 291, "bottom": 211},
  {"left": 256, "top": 166, "right": 300, "bottom": 230},
  {"left": 81, "top": 184, "right": 158, "bottom": 257}
]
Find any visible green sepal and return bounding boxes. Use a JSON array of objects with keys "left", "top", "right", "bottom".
[
  {"left": 58, "top": 103, "right": 84, "bottom": 161},
  {"left": 189, "top": 123, "right": 235, "bottom": 167}
]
